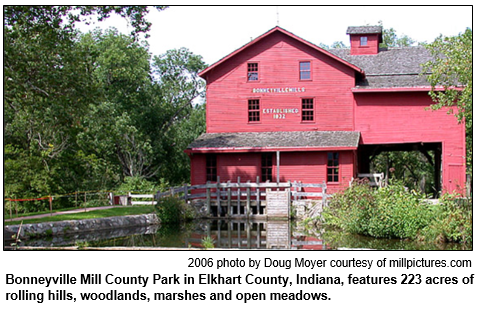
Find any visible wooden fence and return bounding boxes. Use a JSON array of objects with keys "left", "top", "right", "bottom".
[
  {"left": 127, "top": 192, "right": 157, "bottom": 205},
  {"left": 153, "top": 176, "right": 328, "bottom": 218}
]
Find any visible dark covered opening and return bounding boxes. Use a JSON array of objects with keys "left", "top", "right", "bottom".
[{"left": 358, "top": 142, "right": 442, "bottom": 197}]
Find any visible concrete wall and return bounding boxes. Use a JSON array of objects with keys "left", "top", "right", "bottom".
[{"left": 5, "top": 214, "right": 159, "bottom": 240}]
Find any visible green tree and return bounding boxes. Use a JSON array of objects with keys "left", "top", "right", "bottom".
[
  {"left": 3, "top": 6, "right": 166, "bottom": 207},
  {"left": 78, "top": 28, "right": 158, "bottom": 179},
  {"left": 77, "top": 30, "right": 207, "bottom": 185},
  {"left": 378, "top": 20, "right": 418, "bottom": 48},
  {"left": 4, "top": 6, "right": 166, "bottom": 38},
  {"left": 152, "top": 48, "right": 207, "bottom": 183},
  {"left": 423, "top": 29, "right": 472, "bottom": 175},
  {"left": 4, "top": 8, "right": 101, "bottom": 200}
]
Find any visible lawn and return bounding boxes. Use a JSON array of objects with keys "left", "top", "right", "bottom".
[{"left": 4, "top": 205, "right": 156, "bottom": 226}]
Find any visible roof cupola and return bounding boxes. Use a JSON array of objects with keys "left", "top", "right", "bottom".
[{"left": 346, "top": 26, "right": 383, "bottom": 55}]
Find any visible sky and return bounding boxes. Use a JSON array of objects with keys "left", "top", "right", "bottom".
[{"left": 84, "top": 5, "right": 473, "bottom": 66}]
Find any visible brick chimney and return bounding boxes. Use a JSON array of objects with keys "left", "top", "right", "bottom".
[{"left": 347, "top": 26, "right": 383, "bottom": 55}]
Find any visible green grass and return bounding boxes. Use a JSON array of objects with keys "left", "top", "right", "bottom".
[{"left": 4, "top": 206, "right": 155, "bottom": 226}]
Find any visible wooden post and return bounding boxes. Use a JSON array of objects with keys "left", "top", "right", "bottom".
[
  {"left": 217, "top": 219, "right": 221, "bottom": 247},
  {"left": 256, "top": 176, "right": 261, "bottom": 214},
  {"left": 237, "top": 176, "right": 241, "bottom": 215},
  {"left": 246, "top": 180, "right": 251, "bottom": 217},
  {"left": 227, "top": 180, "right": 232, "bottom": 216},
  {"left": 287, "top": 184, "right": 291, "bottom": 218},
  {"left": 216, "top": 176, "right": 221, "bottom": 216},
  {"left": 206, "top": 181, "right": 211, "bottom": 216},
  {"left": 227, "top": 220, "right": 232, "bottom": 248},
  {"left": 322, "top": 181, "right": 327, "bottom": 208},
  {"left": 183, "top": 184, "right": 188, "bottom": 202},
  {"left": 246, "top": 220, "right": 251, "bottom": 249},
  {"left": 9, "top": 199, "right": 13, "bottom": 220},
  {"left": 256, "top": 222, "right": 261, "bottom": 249},
  {"left": 293, "top": 181, "right": 298, "bottom": 201},
  {"left": 237, "top": 221, "right": 241, "bottom": 249},
  {"left": 49, "top": 196, "right": 53, "bottom": 216}
]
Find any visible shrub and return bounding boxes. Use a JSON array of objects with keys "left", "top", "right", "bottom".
[
  {"left": 324, "top": 181, "right": 432, "bottom": 239},
  {"left": 368, "top": 184, "right": 430, "bottom": 239},
  {"left": 155, "top": 195, "right": 195, "bottom": 224},
  {"left": 420, "top": 194, "right": 473, "bottom": 244},
  {"left": 116, "top": 176, "right": 166, "bottom": 194},
  {"left": 325, "top": 181, "right": 375, "bottom": 234}
]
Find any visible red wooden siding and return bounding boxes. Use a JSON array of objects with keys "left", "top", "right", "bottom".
[
  {"left": 190, "top": 26, "right": 467, "bottom": 196},
  {"left": 354, "top": 92, "right": 466, "bottom": 193},
  {"left": 190, "top": 151, "right": 355, "bottom": 195},
  {"left": 204, "top": 31, "right": 356, "bottom": 133},
  {"left": 349, "top": 33, "right": 380, "bottom": 55}
]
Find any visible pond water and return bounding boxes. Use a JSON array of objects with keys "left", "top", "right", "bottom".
[{"left": 17, "top": 219, "right": 471, "bottom": 250}]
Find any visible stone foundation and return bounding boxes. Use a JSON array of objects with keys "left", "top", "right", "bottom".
[{"left": 4, "top": 213, "right": 159, "bottom": 240}]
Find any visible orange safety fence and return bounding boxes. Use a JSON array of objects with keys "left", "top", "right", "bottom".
[{"left": 4, "top": 191, "right": 109, "bottom": 202}]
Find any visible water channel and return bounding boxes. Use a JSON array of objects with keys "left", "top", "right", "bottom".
[{"left": 16, "top": 219, "right": 470, "bottom": 250}]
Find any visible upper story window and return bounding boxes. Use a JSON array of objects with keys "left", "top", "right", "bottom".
[
  {"left": 247, "top": 63, "right": 259, "bottom": 81},
  {"left": 360, "top": 36, "right": 368, "bottom": 46},
  {"left": 301, "top": 98, "right": 314, "bottom": 122},
  {"left": 248, "top": 99, "right": 260, "bottom": 122},
  {"left": 299, "top": 61, "right": 311, "bottom": 80}
]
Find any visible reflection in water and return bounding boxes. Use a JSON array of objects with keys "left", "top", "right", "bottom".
[
  {"left": 16, "top": 225, "right": 159, "bottom": 248},
  {"left": 17, "top": 219, "right": 470, "bottom": 250}
]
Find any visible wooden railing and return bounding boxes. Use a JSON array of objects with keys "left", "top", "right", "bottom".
[
  {"left": 155, "top": 178, "right": 327, "bottom": 200},
  {"left": 128, "top": 192, "right": 157, "bottom": 205},
  {"left": 154, "top": 176, "right": 328, "bottom": 217}
]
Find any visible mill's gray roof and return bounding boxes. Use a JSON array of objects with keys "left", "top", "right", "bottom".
[
  {"left": 330, "top": 46, "right": 433, "bottom": 88},
  {"left": 346, "top": 26, "right": 383, "bottom": 34},
  {"left": 187, "top": 131, "right": 360, "bottom": 150}
]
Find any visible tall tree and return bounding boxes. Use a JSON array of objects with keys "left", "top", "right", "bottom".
[
  {"left": 151, "top": 48, "right": 207, "bottom": 183},
  {"left": 77, "top": 31, "right": 207, "bottom": 184},
  {"left": 4, "top": 6, "right": 166, "bottom": 203}
]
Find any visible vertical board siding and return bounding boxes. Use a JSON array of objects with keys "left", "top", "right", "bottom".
[
  {"left": 349, "top": 33, "right": 380, "bottom": 55},
  {"left": 354, "top": 92, "right": 466, "bottom": 193},
  {"left": 190, "top": 151, "right": 355, "bottom": 195},
  {"left": 205, "top": 32, "right": 356, "bottom": 134}
]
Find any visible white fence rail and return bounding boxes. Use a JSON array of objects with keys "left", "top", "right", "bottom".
[
  {"left": 128, "top": 192, "right": 157, "bottom": 205},
  {"left": 356, "top": 173, "right": 385, "bottom": 187}
]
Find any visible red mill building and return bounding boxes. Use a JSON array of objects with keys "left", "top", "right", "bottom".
[{"left": 186, "top": 26, "right": 466, "bottom": 195}]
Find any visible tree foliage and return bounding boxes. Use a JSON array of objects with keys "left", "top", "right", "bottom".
[
  {"left": 4, "top": 6, "right": 167, "bottom": 38},
  {"left": 4, "top": 6, "right": 207, "bottom": 212},
  {"left": 423, "top": 28, "right": 472, "bottom": 173},
  {"left": 380, "top": 25, "right": 417, "bottom": 48}
]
